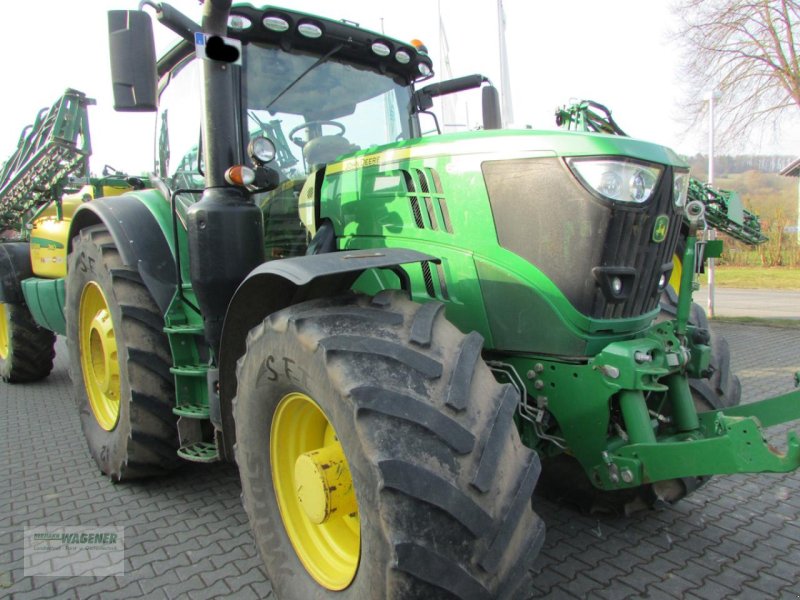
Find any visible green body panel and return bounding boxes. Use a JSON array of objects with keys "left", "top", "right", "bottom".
[
  {"left": 21, "top": 277, "right": 66, "bottom": 335},
  {"left": 327, "top": 129, "right": 682, "bottom": 355}
]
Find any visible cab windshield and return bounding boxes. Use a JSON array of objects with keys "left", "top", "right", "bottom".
[
  {"left": 244, "top": 43, "right": 414, "bottom": 178},
  {"left": 243, "top": 43, "right": 415, "bottom": 259}
]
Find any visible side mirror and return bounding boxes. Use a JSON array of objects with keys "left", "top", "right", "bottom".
[
  {"left": 482, "top": 85, "right": 502, "bottom": 130},
  {"left": 108, "top": 10, "right": 158, "bottom": 112}
]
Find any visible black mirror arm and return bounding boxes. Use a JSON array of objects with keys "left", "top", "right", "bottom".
[
  {"left": 140, "top": 1, "right": 200, "bottom": 42},
  {"left": 413, "top": 74, "right": 493, "bottom": 115},
  {"left": 419, "top": 74, "right": 490, "bottom": 98}
]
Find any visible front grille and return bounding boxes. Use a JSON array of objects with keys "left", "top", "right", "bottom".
[
  {"left": 595, "top": 181, "right": 682, "bottom": 318},
  {"left": 483, "top": 158, "right": 683, "bottom": 321}
]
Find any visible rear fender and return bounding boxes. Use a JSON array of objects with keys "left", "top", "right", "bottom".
[{"left": 68, "top": 190, "right": 177, "bottom": 313}]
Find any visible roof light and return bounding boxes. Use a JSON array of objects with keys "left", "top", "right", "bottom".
[
  {"left": 225, "top": 165, "right": 256, "bottom": 187},
  {"left": 263, "top": 15, "right": 290, "bottom": 32},
  {"left": 298, "top": 21, "right": 323, "bottom": 38},
  {"left": 418, "top": 63, "right": 432, "bottom": 77},
  {"left": 228, "top": 15, "right": 252, "bottom": 30},
  {"left": 371, "top": 42, "right": 391, "bottom": 57},
  {"left": 410, "top": 39, "right": 428, "bottom": 54},
  {"left": 395, "top": 50, "right": 411, "bottom": 64}
]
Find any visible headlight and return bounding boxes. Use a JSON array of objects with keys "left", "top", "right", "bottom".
[
  {"left": 568, "top": 158, "right": 663, "bottom": 204},
  {"left": 673, "top": 170, "right": 690, "bottom": 207}
]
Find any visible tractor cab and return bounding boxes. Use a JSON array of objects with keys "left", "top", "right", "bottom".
[
  {"left": 240, "top": 36, "right": 423, "bottom": 258},
  {"left": 144, "top": 5, "right": 440, "bottom": 260},
  {"left": 117, "top": 4, "right": 500, "bottom": 260}
]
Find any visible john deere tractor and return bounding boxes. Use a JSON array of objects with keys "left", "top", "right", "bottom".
[{"left": 2, "top": 2, "right": 799, "bottom": 598}]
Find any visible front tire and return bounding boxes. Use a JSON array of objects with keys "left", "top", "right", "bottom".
[
  {"left": 0, "top": 301, "right": 56, "bottom": 383},
  {"left": 234, "top": 292, "right": 545, "bottom": 599},
  {"left": 66, "top": 225, "right": 179, "bottom": 480}
]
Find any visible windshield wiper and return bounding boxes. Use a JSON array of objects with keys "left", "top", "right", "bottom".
[{"left": 265, "top": 43, "right": 344, "bottom": 112}]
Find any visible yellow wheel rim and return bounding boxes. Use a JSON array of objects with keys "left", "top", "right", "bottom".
[
  {"left": 669, "top": 253, "right": 683, "bottom": 294},
  {"left": 271, "top": 392, "right": 360, "bottom": 590},
  {"left": 78, "top": 282, "right": 121, "bottom": 431},
  {"left": 0, "top": 303, "right": 9, "bottom": 360}
]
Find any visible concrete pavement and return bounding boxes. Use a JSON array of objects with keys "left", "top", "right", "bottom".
[
  {"left": 3, "top": 323, "right": 800, "bottom": 599},
  {"left": 694, "top": 287, "right": 800, "bottom": 319}
]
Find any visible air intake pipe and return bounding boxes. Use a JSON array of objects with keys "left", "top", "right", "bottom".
[{"left": 186, "top": 0, "right": 265, "bottom": 359}]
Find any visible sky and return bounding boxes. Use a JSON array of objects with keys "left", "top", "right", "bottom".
[{"left": 1, "top": 0, "right": 798, "bottom": 176}]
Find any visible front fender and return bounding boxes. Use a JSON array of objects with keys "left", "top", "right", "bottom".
[{"left": 216, "top": 247, "right": 438, "bottom": 459}]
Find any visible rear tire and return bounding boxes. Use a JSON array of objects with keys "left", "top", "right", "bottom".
[
  {"left": 0, "top": 301, "right": 56, "bottom": 383},
  {"left": 66, "top": 225, "right": 180, "bottom": 480},
  {"left": 235, "top": 292, "right": 545, "bottom": 599}
]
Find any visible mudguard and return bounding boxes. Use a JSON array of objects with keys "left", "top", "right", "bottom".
[
  {"left": 216, "top": 247, "right": 439, "bottom": 459},
  {"left": 69, "top": 192, "right": 177, "bottom": 314}
]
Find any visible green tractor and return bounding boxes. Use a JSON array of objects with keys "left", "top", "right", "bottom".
[{"left": 2, "top": 2, "right": 799, "bottom": 598}]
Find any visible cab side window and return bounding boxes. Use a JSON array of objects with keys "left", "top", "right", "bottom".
[{"left": 156, "top": 58, "right": 203, "bottom": 191}]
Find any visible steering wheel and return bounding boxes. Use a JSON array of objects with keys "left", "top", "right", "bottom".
[{"left": 289, "top": 120, "right": 346, "bottom": 148}]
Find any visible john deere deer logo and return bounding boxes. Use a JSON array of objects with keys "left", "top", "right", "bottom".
[{"left": 652, "top": 215, "right": 669, "bottom": 243}]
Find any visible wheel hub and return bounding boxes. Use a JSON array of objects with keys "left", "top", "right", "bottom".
[
  {"left": 294, "top": 441, "right": 357, "bottom": 524},
  {"left": 88, "top": 308, "right": 119, "bottom": 398}
]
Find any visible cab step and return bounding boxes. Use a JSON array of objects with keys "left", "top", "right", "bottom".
[
  {"left": 177, "top": 442, "right": 219, "bottom": 463},
  {"left": 173, "top": 404, "right": 210, "bottom": 418}
]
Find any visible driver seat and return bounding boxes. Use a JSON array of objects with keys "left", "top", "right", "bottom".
[{"left": 303, "top": 136, "right": 360, "bottom": 170}]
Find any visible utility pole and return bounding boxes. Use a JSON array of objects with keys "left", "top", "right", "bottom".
[
  {"left": 497, "top": 0, "right": 513, "bottom": 127},
  {"left": 705, "top": 89, "right": 720, "bottom": 318}
]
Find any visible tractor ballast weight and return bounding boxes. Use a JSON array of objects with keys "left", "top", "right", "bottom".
[{"left": 1, "top": 2, "right": 799, "bottom": 598}]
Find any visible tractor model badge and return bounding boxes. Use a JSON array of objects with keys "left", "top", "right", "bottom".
[{"left": 652, "top": 215, "right": 669, "bottom": 243}]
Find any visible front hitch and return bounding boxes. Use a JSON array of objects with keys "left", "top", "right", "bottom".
[{"left": 598, "top": 389, "right": 800, "bottom": 487}]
